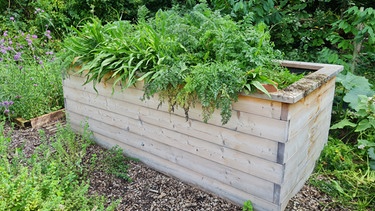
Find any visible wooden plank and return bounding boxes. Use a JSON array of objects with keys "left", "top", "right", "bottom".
[
  {"left": 65, "top": 100, "right": 284, "bottom": 184},
  {"left": 282, "top": 104, "right": 332, "bottom": 182},
  {"left": 286, "top": 83, "right": 334, "bottom": 141},
  {"left": 67, "top": 111, "right": 277, "bottom": 203},
  {"left": 14, "top": 109, "right": 65, "bottom": 129},
  {"left": 65, "top": 75, "right": 289, "bottom": 142},
  {"left": 279, "top": 111, "right": 331, "bottom": 203},
  {"left": 280, "top": 102, "right": 333, "bottom": 164},
  {"left": 283, "top": 78, "right": 335, "bottom": 121},
  {"left": 64, "top": 85, "right": 280, "bottom": 162},
  {"left": 232, "top": 95, "right": 282, "bottom": 119}
]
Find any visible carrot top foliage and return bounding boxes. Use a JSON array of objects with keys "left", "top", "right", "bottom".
[{"left": 61, "top": 3, "right": 301, "bottom": 124}]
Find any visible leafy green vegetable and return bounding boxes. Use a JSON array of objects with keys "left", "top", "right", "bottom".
[{"left": 61, "top": 3, "right": 301, "bottom": 124}]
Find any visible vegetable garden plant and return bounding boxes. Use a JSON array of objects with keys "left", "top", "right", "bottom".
[{"left": 61, "top": 4, "right": 303, "bottom": 124}]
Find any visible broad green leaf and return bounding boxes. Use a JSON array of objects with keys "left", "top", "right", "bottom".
[
  {"left": 358, "top": 139, "right": 375, "bottom": 148},
  {"left": 355, "top": 119, "right": 371, "bottom": 132},
  {"left": 251, "top": 81, "right": 271, "bottom": 98},
  {"left": 370, "top": 160, "right": 375, "bottom": 170},
  {"left": 369, "top": 147, "right": 375, "bottom": 160},
  {"left": 331, "top": 118, "right": 356, "bottom": 129},
  {"left": 369, "top": 117, "right": 375, "bottom": 128},
  {"left": 343, "top": 88, "right": 374, "bottom": 111}
]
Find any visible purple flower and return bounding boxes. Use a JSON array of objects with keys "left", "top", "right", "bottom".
[
  {"left": 3, "top": 31, "right": 8, "bottom": 37},
  {"left": 31, "top": 35, "right": 38, "bottom": 39},
  {"left": 10, "top": 17, "right": 14, "bottom": 21},
  {"left": 4, "top": 109, "right": 9, "bottom": 114},
  {"left": 26, "top": 38, "right": 32, "bottom": 46},
  {"left": 45, "top": 51, "right": 54, "bottom": 55},
  {"left": 0, "top": 58, "right": 2, "bottom": 62},
  {"left": 33, "top": 84, "right": 38, "bottom": 86},
  {"left": 1, "top": 101, "right": 14, "bottom": 107},
  {"left": 0, "top": 49, "right": 6, "bottom": 54},
  {"left": 14, "top": 52, "right": 22, "bottom": 61}
]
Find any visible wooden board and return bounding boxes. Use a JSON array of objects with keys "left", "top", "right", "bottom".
[
  {"left": 65, "top": 99, "right": 284, "bottom": 184},
  {"left": 64, "top": 85, "right": 280, "bottom": 162},
  {"left": 14, "top": 109, "right": 65, "bottom": 129},
  {"left": 64, "top": 76, "right": 289, "bottom": 142},
  {"left": 67, "top": 111, "right": 279, "bottom": 206}
]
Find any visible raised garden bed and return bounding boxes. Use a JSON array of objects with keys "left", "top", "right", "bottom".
[{"left": 63, "top": 60, "right": 342, "bottom": 211}]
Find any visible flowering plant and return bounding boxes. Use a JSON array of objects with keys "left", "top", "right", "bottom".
[{"left": 0, "top": 16, "right": 63, "bottom": 120}]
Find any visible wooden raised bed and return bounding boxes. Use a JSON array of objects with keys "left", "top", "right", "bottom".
[{"left": 63, "top": 60, "right": 343, "bottom": 211}]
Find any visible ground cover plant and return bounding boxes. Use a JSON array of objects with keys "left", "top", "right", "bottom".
[
  {"left": 0, "top": 121, "right": 124, "bottom": 210},
  {"left": 61, "top": 3, "right": 302, "bottom": 125},
  {"left": 0, "top": 19, "right": 64, "bottom": 120}
]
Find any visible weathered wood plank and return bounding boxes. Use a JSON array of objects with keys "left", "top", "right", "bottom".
[
  {"left": 232, "top": 95, "right": 282, "bottom": 119},
  {"left": 65, "top": 99, "right": 284, "bottom": 184},
  {"left": 67, "top": 111, "right": 278, "bottom": 203},
  {"left": 69, "top": 120, "right": 279, "bottom": 211},
  {"left": 279, "top": 109, "right": 331, "bottom": 203},
  {"left": 64, "top": 76, "right": 289, "bottom": 142},
  {"left": 14, "top": 109, "right": 65, "bottom": 129},
  {"left": 281, "top": 78, "right": 335, "bottom": 121},
  {"left": 280, "top": 101, "right": 333, "bottom": 164},
  {"left": 64, "top": 85, "right": 280, "bottom": 162}
]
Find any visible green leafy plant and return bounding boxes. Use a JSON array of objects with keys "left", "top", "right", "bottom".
[
  {"left": 331, "top": 94, "right": 375, "bottom": 169},
  {"left": 329, "top": 6, "right": 375, "bottom": 73},
  {"left": 0, "top": 24, "right": 64, "bottom": 120},
  {"left": 242, "top": 199, "right": 254, "bottom": 211},
  {"left": 0, "top": 123, "right": 120, "bottom": 210},
  {"left": 61, "top": 3, "right": 301, "bottom": 124}
]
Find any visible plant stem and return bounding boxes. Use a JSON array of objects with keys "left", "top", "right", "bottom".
[{"left": 351, "top": 7, "right": 364, "bottom": 74}]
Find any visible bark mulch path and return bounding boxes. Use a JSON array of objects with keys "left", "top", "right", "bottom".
[{"left": 3, "top": 120, "right": 350, "bottom": 211}]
